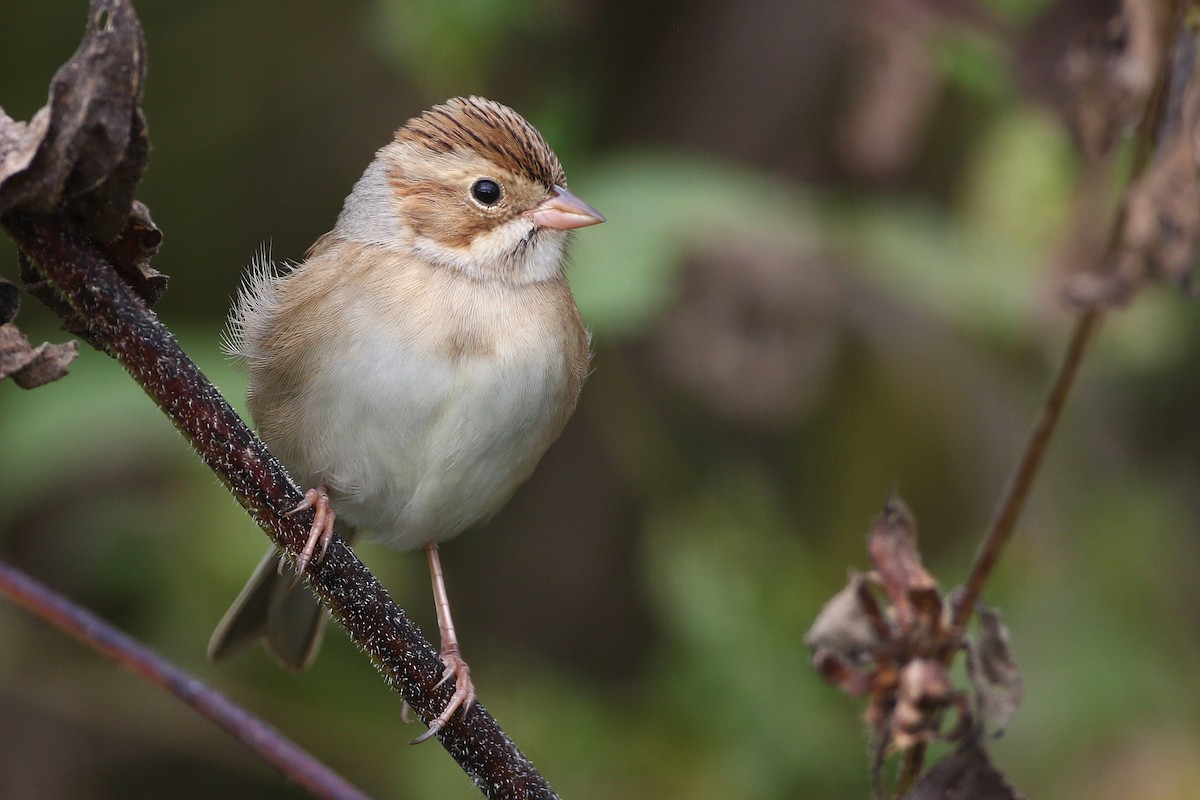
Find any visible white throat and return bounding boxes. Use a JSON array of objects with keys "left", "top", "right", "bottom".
[{"left": 411, "top": 222, "right": 569, "bottom": 285}]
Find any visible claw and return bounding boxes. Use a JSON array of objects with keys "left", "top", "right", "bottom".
[
  {"left": 409, "top": 649, "right": 475, "bottom": 745},
  {"left": 283, "top": 486, "right": 336, "bottom": 581}
]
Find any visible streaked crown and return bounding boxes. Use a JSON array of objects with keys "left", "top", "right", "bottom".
[{"left": 396, "top": 96, "right": 567, "bottom": 189}]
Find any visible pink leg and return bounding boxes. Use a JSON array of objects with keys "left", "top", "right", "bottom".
[
  {"left": 410, "top": 541, "right": 476, "bottom": 744},
  {"left": 282, "top": 486, "right": 336, "bottom": 579}
]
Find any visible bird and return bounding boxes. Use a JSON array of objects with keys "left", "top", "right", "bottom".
[{"left": 207, "top": 96, "right": 604, "bottom": 743}]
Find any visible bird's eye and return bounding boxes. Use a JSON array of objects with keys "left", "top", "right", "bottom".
[{"left": 471, "top": 178, "right": 502, "bottom": 206}]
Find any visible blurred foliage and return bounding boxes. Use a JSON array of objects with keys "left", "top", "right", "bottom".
[
  {"left": 369, "top": 0, "right": 546, "bottom": 93},
  {"left": 570, "top": 152, "right": 823, "bottom": 340},
  {"left": 3, "top": 1, "right": 1200, "bottom": 799}
]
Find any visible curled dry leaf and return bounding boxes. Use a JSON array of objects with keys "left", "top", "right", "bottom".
[
  {"left": 965, "top": 603, "right": 1023, "bottom": 737},
  {"left": 806, "top": 571, "right": 889, "bottom": 696},
  {"left": 868, "top": 489, "right": 941, "bottom": 641},
  {"left": 905, "top": 738, "right": 1024, "bottom": 800},
  {"left": 807, "top": 491, "right": 966, "bottom": 755},
  {"left": 0, "top": 279, "right": 78, "bottom": 388},
  {"left": 99, "top": 200, "right": 165, "bottom": 304},
  {"left": 807, "top": 489, "right": 1026, "bottom": 793},
  {"left": 1070, "top": 17, "right": 1200, "bottom": 306},
  {"left": 1, "top": 0, "right": 163, "bottom": 351},
  {"left": 0, "top": 0, "right": 162, "bottom": 318},
  {"left": 806, "top": 571, "right": 888, "bottom": 659},
  {"left": 893, "top": 658, "right": 966, "bottom": 752},
  {"left": 1058, "top": 0, "right": 1171, "bottom": 160},
  {"left": 0, "top": 0, "right": 148, "bottom": 241}
]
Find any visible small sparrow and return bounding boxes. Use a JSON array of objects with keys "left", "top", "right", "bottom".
[{"left": 208, "top": 96, "right": 604, "bottom": 742}]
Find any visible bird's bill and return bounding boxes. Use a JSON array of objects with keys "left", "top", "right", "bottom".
[{"left": 530, "top": 186, "right": 606, "bottom": 230}]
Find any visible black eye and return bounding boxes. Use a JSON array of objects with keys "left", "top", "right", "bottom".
[{"left": 471, "top": 178, "right": 502, "bottom": 206}]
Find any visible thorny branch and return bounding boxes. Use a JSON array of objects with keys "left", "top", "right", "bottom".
[{"left": 0, "top": 2, "right": 559, "bottom": 798}]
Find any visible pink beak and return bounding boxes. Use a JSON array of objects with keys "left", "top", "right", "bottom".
[{"left": 530, "top": 186, "right": 606, "bottom": 231}]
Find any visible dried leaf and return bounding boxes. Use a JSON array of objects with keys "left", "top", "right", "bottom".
[
  {"left": 1114, "top": 133, "right": 1200, "bottom": 296},
  {"left": 98, "top": 199, "right": 166, "bottom": 305},
  {"left": 0, "top": 321, "right": 78, "bottom": 389},
  {"left": 807, "top": 571, "right": 890, "bottom": 696},
  {"left": 868, "top": 490, "right": 940, "bottom": 629},
  {"left": 1057, "top": 0, "right": 1171, "bottom": 159},
  {"left": 905, "top": 738, "right": 1024, "bottom": 800},
  {"left": 966, "top": 604, "right": 1023, "bottom": 737},
  {"left": 1063, "top": 14, "right": 1200, "bottom": 306},
  {"left": 892, "top": 658, "right": 958, "bottom": 751},
  {"left": 806, "top": 571, "right": 888, "bottom": 660},
  {"left": 0, "top": 277, "right": 78, "bottom": 388},
  {"left": 0, "top": 0, "right": 148, "bottom": 242},
  {"left": 12, "top": 339, "right": 78, "bottom": 389},
  {"left": 1, "top": 0, "right": 163, "bottom": 319}
]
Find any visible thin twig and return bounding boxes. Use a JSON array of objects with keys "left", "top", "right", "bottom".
[
  {"left": 903, "top": 7, "right": 1188, "bottom": 787},
  {"left": 0, "top": 559, "right": 373, "bottom": 800},
  {"left": 949, "top": 308, "right": 1103, "bottom": 634},
  {"left": 949, "top": 0, "right": 1184, "bottom": 638}
]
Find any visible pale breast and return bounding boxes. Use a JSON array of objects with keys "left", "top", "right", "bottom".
[{"left": 247, "top": 242, "right": 588, "bottom": 551}]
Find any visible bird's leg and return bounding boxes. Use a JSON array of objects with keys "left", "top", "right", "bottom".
[
  {"left": 410, "top": 541, "right": 476, "bottom": 744},
  {"left": 281, "top": 486, "right": 336, "bottom": 580}
]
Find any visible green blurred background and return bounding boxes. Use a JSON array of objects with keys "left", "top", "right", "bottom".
[{"left": 3, "top": 0, "right": 1200, "bottom": 797}]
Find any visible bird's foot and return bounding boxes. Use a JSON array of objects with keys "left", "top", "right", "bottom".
[
  {"left": 409, "top": 648, "right": 475, "bottom": 744},
  {"left": 282, "top": 486, "right": 336, "bottom": 580}
]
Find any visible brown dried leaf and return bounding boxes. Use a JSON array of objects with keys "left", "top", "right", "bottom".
[
  {"left": 1065, "top": 16, "right": 1200, "bottom": 306},
  {"left": 811, "top": 651, "right": 877, "bottom": 697},
  {"left": 0, "top": 0, "right": 148, "bottom": 243},
  {"left": 1057, "top": 0, "right": 1171, "bottom": 159},
  {"left": 0, "top": 277, "right": 77, "bottom": 387},
  {"left": 892, "top": 658, "right": 957, "bottom": 751},
  {"left": 966, "top": 604, "right": 1023, "bottom": 737},
  {"left": 98, "top": 200, "right": 166, "bottom": 306},
  {"left": 0, "top": 320, "right": 78, "bottom": 389},
  {"left": 1114, "top": 134, "right": 1200, "bottom": 296},
  {"left": 868, "top": 490, "right": 939, "bottom": 627},
  {"left": 1, "top": 1, "right": 163, "bottom": 320},
  {"left": 905, "top": 738, "right": 1024, "bottom": 800},
  {"left": 806, "top": 571, "right": 888, "bottom": 662},
  {"left": 12, "top": 339, "right": 79, "bottom": 389}
]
